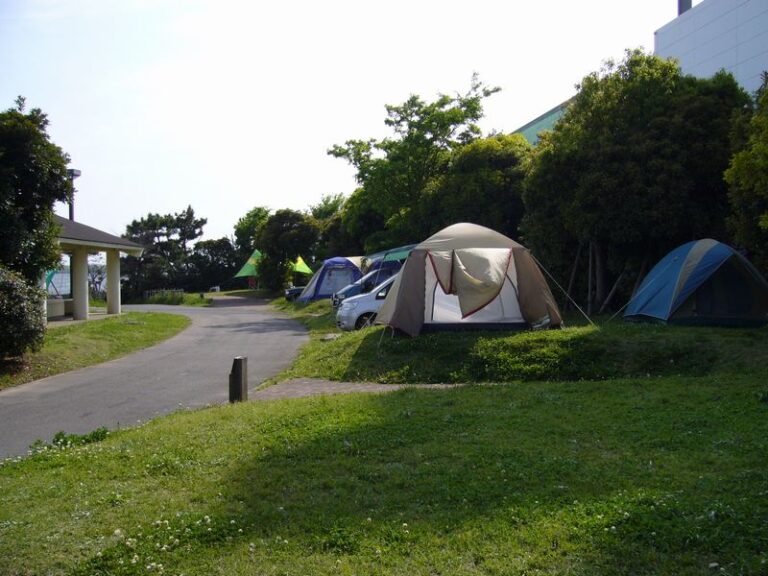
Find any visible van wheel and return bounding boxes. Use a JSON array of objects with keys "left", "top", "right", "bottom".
[{"left": 355, "top": 313, "right": 375, "bottom": 330}]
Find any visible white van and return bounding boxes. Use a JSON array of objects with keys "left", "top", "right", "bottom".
[{"left": 335, "top": 275, "right": 396, "bottom": 331}]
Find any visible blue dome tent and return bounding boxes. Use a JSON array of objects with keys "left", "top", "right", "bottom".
[
  {"left": 297, "top": 257, "right": 363, "bottom": 302},
  {"left": 624, "top": 239, "right": 768, "bottom": 326}
]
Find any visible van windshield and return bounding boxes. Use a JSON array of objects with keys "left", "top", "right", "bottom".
[{"left": 352, "top": 270, "right": 391, "bottom": 292}]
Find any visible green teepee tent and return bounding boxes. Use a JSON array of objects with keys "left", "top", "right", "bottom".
[
  {"left": 235, "top": 248, "right": 262, "bottom": 278},
  {"left": 292, "top": 256, "right": 313, "bottom": 275}
]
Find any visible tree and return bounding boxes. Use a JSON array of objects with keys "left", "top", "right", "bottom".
[
  {"left": 523, "top": 50, "right": 749, "bottom": 311},
  {"left": 234, "top": 206, "right": 270, "bottom": 261},
  {"left": 329, "top": 76, "right": 499, "bottom": 250},
  {"left": 258, "top": 209, "right": 320, "bottom": 290},
  {"left": 88, "top": 254, "right": 106, "bottom": 300},
  {"left": 314, "top": 211, "right": 359, "bottom": 261},
  {"left": 175, "top": 205, "right": 207, "bottom": 257},
  {"left": 420, "top": 134, "right": 532, "bottom": 239},
  {"left": 310, "top": 193, "right": 358, "bottom": 260},
  {"left": 0, "top": 97, "right": 72, "bottom": 283},
  {"left": 310, "top": 193, "right": 345, "bottom": 221},
  {"left": 188, "top": 237, "right": 238, "bottom": 292},
  {"left": 121, "top": 206, "right": 207, "bottom": 298},
  {"left": 726, "top": 74, "right": 768, "bottom": 274},
  {"left": 338, "top": 187, "right": 387, "bottom": 254},
  {"left": 0, "top": 265, "right": 46, "bottom": 359}
]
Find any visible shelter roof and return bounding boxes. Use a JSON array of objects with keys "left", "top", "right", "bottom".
[{"left": 55, "top": 215, "right": 144, "bottom": 256}]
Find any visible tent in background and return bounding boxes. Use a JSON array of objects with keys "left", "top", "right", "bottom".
[
  {"left": 363, "top": 244, "right": 416, "bottom": 271},
  {"left": 234, "top": 248, "right": 262, "bottom": 278},
  {"left": 297, "top": 256, "right": 363, "bottom": 302},
  {"left": 376, "top": 223, "right": 562, "bottom": 336},
  {"left": 624, "top": 239, "right": 768, "bottom": 326},
  {"left": 292, "top": 256, "right": 313, "bottom": 275}
]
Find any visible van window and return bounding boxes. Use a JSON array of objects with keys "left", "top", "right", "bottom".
[{"left": 376, "top": 284, "right": 391, "bottom": 299}]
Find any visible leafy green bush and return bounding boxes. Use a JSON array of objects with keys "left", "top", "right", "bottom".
[
  {"left": 0, "top": 265, "right": 46, "bottom": 358},
  {"left": 52, "top": 427, "right": 109, "bottom": 448},
  {"left": 29, "top": 427, "right": 109, "bottom": 453}
]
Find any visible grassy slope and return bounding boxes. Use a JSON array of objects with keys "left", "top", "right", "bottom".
[
  {"left": 275, "top": 299, "right": 768, "bottom": 384},
  {"left": 0, "top": 312, "right": 190, "bottom": 390}
]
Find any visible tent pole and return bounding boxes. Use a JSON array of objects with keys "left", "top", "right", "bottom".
[
  {"left": 531, "top": 254, "right": 595, "bottom": 326},
  {"left": 564, "top": 242, "right": 583, "bottom": 312},
  {"left": 587, "top": 242, "right": 593, "bottom": 317}
]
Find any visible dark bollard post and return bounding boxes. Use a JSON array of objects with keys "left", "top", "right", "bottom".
[{"left": 229, "top": 356, "right": 248, "bottom": 403}]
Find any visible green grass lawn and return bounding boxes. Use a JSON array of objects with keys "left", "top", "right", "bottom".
[
  {"left": 130, "top": 288, "right": 277, "bottom": 306},
  {"left": 1, "top": 378, "right": 766, "bottom": 575},
  {"left": 0, "top": 312, "right": 190, "bottom": 390},
  {"left": 217, "top": 288, "right": 277, "bottom": 299},
  {"left": 1, "top": 300, "right": 767, "bottom": 574},
  {"left": 140, "top": 292, "right": 213, "bottom": 306}
]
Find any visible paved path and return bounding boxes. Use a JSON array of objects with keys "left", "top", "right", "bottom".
[{"left": 0, "top": 299, "right": 308, "bottom": 458}]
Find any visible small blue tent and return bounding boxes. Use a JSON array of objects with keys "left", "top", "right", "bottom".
[
  {"left": 624, "top": 239, "right": 768, "bottom": 326},
  {"left": 297, "top": 257, "right": 363, "bottom": 302}
]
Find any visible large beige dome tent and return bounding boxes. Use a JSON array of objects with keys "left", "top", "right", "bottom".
[{"left": 375, "top": 223, "right": 562, "bottom": 336}]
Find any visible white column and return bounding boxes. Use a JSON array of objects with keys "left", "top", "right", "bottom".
[
  {"left": 71, "top": 246, "right": 89, "bottom": 320},
  {"left": 106, "top": 249, "right": 121, "bottom": 315}
]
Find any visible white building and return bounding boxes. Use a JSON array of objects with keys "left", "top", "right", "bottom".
[
  {"left": 655, "top": 0, "right": 768, "bottom": 94},
  {"left": 516, "top": 0, "right": 767, "bottom": 144}
]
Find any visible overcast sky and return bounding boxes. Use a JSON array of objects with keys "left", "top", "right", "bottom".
[{"left": 1, "top": 0, "right": 689, "bottom": 242}]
